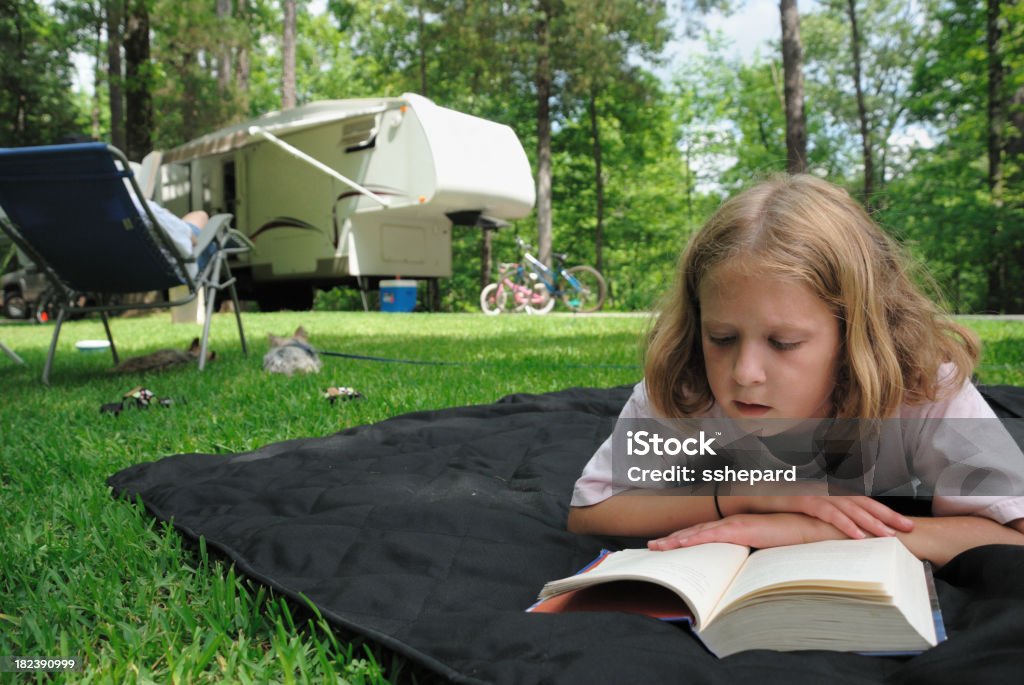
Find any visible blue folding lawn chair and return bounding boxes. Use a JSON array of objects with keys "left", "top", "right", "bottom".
[
  {"left": 0, "top": 142, "right": 251, "bottom": 384},
  {"left": 1, "top": 340, "right": 24, "bottom": 365}
]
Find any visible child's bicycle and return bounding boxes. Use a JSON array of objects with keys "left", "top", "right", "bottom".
[
  {"left": 480, "top": 261, "right": 555, "bottom": 315},
  {"left": 479, "top": 237, "right": 606, "bottom": 314}
]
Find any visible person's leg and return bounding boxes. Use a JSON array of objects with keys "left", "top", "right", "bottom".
[
  {"left": 183, "top": 210, "right": 209, "bottom": 232},
  {"left": 183, "top": 210, "right": 216, "bottom": 270}
]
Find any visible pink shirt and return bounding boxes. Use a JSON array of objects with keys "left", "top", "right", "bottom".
[{"left": 571, "top": 368, "right": 1024, "bottom": 525}]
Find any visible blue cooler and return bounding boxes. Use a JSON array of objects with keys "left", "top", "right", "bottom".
[{"left": 380, "top": 279, "right": 417, "bottom": 312}]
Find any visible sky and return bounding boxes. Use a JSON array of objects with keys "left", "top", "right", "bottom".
[{"left": 667, "top": 0, "right": 808, "bottom": 64}]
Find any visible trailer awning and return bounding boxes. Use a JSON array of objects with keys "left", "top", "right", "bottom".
[{"left": 162, "top": 99, "right": 406, "bottom": 165}]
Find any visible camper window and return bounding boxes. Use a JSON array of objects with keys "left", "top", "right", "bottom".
[{"left": 341, "top": 115, "right": 378, "bottom": 153}]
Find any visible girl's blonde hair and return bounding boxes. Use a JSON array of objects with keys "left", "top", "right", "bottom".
[{"left": 645, "top": 174, "right": 979, "bottom": 420}]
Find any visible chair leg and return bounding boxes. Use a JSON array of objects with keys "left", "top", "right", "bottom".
[
  {"left": 198, "top": 257, "right": 222, "bottom": 372},
  {"left": 1, "top": 341, "right": 24, "bottom": 365},
  {"left": 199, "top": 284, "right": 218, "bottom": 372},
  {"left": 223, "top": 261, "right": 247, "bottom": 356},
  {"left": 42, "top": 306, "right": 68, "bottom": 385},
  {"left": 100, "top": 307, "right": 119, "bottom": 364}
]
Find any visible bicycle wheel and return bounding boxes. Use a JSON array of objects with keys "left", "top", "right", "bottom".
[
  {"left": 500, "top": 266, "right": 531, "bottom": 313},
  {"left": 480, "top": 282, "right": 507, "bottom": 315},
  {"left": 503, "top": 265, "right": 553, "bottom": 314},
  {"left": 560, "top": 265, "right": 606, "bottom": 313},
  {"left": 524, "top": 283, "right": 555, "bottom": 314}
]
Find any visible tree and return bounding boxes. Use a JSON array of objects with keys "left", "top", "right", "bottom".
[
  {"left": 124, "top": 0, "right": 152, "bottom": 159},
  {"left": 557, "top": 0, "right": 669, "bottom": 274},
  {"left": 282, "top": 0, "right": 296, "bottom": 108},
  {"left": 236, "top": 0, "right": 252, "bottom": 112},
  {"left": 534, "top": 0, "right": 553, "bottom": 266},
  {"left": 106, "top": 0, "right": 125, "bottom": 150},
  {"left": 801, "top": 1, "right": 933, "bottom": 200},
  {"left": 986, "top": 0, "right": 1007, "bottom": 197},
  {"left": 780, "top": 0, "right": 808, "bottom": 172},
  {"left": 901, "top": 0, "right": 1023, "bottom": 312},
  {"left": 845, "top": 0, "right": 874, "bottom": 204},
  {"left": 55, "top": 0, "right": 106, "bottom": 139},
  {"left": 0, "top": 1, "right": 83, "bottom": 146}
]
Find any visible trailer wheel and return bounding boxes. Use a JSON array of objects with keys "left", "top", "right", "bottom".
[
  {"left": 255, "top": 284, "right": 315, "bottom": 312},
  {"left": 3, "top": 290, "right": 29, "bottom": 319}
]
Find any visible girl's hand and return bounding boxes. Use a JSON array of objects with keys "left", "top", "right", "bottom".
[
  {"left": 726, "top": 486, "right": 914, "bottom": 540},
  {"left": 648, "top": 513, "right": 845, "bottom": 551}
]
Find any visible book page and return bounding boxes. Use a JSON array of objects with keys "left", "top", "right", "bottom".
[
  {"left": 889, "top": 546, "right": 940, "bottom": 646},
  {"left": 709, "top": 537, "right": 910, "bottom": 624},
  {"left": 539, "top": 543, "right": 749, "bottom": 629}
]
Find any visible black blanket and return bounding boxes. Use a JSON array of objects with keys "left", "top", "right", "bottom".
[{"left": 108, "top": 386, "right": 1024, "bottom": 684}]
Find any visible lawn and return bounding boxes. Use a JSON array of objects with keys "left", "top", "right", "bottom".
[
  {"left": 1, "top": 311, "right": 1021, "bottom": 683},
  {"left": 0, "top": 311, "right": 646, "bottom": 684}
]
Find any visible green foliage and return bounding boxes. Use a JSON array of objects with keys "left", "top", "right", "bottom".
[
  {"left": 881, "top": 0, "right": 1024, "bottom": 313},
  {"left": 7, "top": 0, "right": 1023, "bottom": 315},
  {"left": 0, "top": 0, "right": 86, "bottom": 145},
  {"left": 552, "top": 76, "right": 692, "bottom": 310},
  {"left": 802, "top": 0, "right": 933, "bottom": 192}
]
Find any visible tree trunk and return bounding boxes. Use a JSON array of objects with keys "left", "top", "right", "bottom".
[
  {"left": 779, "top": 0, "right": 807, "bottom": 174},
  {"left": 480, "top": 228, "right": 494, "bottom": 290},
  {"left": 986, "top": 0, "right": 1005, "bottom": 197},
  {"left": 684, "top": 137, "right": 692, "bottom": 223},
  {"left": 281, "top": 0, "right": 297, "bottom": 110},
  {"left": 123, "top": 0, "right": 151, "bottom": 160},
  {"left": 985, "top": 0, "right": 1005, "bottom": 312},
  {"left": 588, "top": 93, "right": 605, "bottom": 275},
  {"left": 1008, "top": 83, "right": 1024, "bottom": 158},
  {"left": 846, "top": 0, "right": 874, "bottom": 207},
  {"left": 12, "top": 8, "right": 26, "bottom": 141},
  {"left": 217, "top": 0, "right": 232, "bottom": 96},
  {"left": 180, "top": 51, "right": 199, "bottom": 139},
  {"left": 236, "top": 0, "right": 251, "bottom": 114},
  {"left": 535, "top": 0, "right": 553, "bottom": 267},
  {"left": 417, "top": 1, "right": 428, "bottom": 96},
  {"left": 92, "top": 7, "right": 103, "bottom": 139},
  {"left": 106, "top": 0, "right": 125, "bottom": 151}
]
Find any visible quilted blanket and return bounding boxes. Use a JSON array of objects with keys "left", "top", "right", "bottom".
[{"left": 108, "top": 385, "right": 1024, "bottom": 684}]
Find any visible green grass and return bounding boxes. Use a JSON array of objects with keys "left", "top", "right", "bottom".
[
  {"left": 0, "top": 311, "right": 646, "bottom": 684},
  {"left": 0, "top": 312, "right": 1021, "bottom": 683}
]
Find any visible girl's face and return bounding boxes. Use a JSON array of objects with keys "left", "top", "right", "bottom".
[{"left": 698, "top": 263, "right": 842, "bottom": 421}]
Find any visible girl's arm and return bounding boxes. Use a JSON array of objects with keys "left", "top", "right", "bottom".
[
  {"left": 895, "top": 516, "right": 1024, "bottom": 567},
  {"left": 567, "top": 487, "right": 914, "bottom": 540},
  {"left": 646, "top": 512, "right": 1024, "bottom": 568}
]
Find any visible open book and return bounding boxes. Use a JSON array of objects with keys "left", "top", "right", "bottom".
[{"left": 530, "top": 537, "right": 945, "bottom": 657}]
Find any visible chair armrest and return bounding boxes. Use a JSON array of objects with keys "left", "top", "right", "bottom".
[{"left": 225, "top": 228, "right": 254, "bottom": 252}]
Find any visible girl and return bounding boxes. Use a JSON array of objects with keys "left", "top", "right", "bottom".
[{"left": 567, "top": 174, "right": 1024, "bottom": 567}]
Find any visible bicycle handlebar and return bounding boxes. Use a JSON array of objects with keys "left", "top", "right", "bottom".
[{"left": 515, "top": 236, "right": 569, "bottom": 265}]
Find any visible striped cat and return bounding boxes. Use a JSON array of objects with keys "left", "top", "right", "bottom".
[{"left": 110, "top": 338, "right": 214, "bottom": 373}]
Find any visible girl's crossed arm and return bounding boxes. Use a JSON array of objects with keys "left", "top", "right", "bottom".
[
  {"left": 645, "top": 511, "right": 1024, "bottom": 568},
  {"left": 568, "top": 491, "right": 1024, "bottom": 567},
  {"left": 567, "top": 488, "right": 913, "bottom": 540}
]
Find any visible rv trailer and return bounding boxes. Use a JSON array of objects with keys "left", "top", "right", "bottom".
[{"left": 155, "top": 93, "right": 535, "bottom": 310}]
